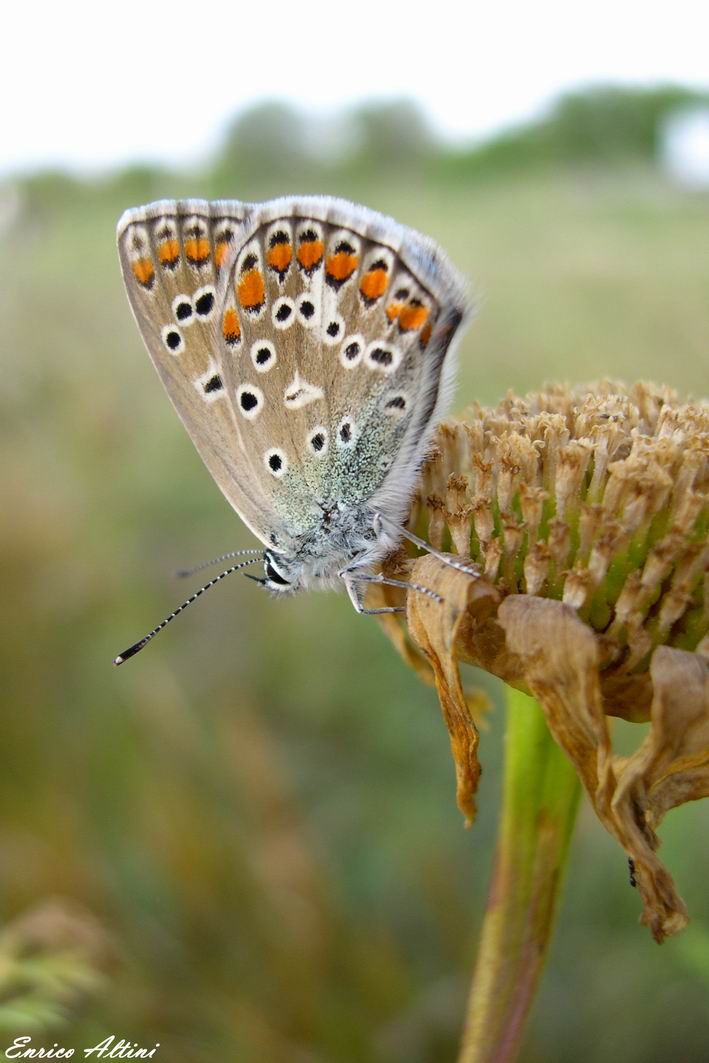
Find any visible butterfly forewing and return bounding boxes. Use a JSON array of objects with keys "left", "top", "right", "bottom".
[{"left": 117, "top": 199, "right": 282, "bottom": 545}]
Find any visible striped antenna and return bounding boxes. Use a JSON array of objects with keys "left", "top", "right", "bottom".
[
  {"left": 174, "top": 548, "right": 262, "bottom": 579},
  {"left": 113, "top": 555, "right": 263, "bottom": 666}
]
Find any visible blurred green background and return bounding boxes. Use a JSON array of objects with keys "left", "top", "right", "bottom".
[{"left": 1, "top": 87, "right": 709, "bottom": 1062}]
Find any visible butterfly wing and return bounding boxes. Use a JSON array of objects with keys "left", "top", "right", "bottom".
[
  {"left": 213, "top": 196, "right": 470, "bottom": 542},
  {"left": 117, "top": 199, "right": 285, "bottom": 547}
]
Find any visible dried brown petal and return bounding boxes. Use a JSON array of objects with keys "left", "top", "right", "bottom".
[
  {"left": 614, "top": 647, "right": 709, "bottom": 830},
  {"left": 405, "top": 557, "right": 501, "bottom": 825}
]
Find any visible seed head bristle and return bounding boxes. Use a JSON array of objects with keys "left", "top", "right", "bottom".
[{"left": 404, "top": 381, "right": 708, "bottom": 673}]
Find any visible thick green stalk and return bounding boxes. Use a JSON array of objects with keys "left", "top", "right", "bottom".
[{"left": 458, "top": 686, "right": 581, "bottom": 1063}]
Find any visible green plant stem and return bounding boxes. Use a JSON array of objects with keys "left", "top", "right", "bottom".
[{"left": 458, "top": 686, "right": 581, "bottom": 1063}]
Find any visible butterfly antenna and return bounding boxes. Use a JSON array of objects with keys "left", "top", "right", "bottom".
[
  {"left": 174, "top": 548, "right": 262, "bottom": 579},
  {"left": 113, "top": 555, "right": 263, "bottom": 666}
]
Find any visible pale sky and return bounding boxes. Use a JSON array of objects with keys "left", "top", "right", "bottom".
[{"left": 4, "top": 0, "right": 708, "bottom": 176}]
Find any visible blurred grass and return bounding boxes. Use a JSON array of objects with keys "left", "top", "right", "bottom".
[{"left": 1, "top": 92, "right": 708, "bottom": 1061}]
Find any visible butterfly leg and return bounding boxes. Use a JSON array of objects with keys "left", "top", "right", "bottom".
[
  {"left": 342, "top": 574, "right": 406, "bottom": 616},
  {"left": 342, "top": 571, "right": 443, "bottom": 616},
  {"left": 372, "top": 512, "right": 481, "bottom": 578}
]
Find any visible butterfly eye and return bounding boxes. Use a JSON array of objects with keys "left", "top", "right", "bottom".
[{"left": 265, "top": 561, "right": 290, "bottom": 587}]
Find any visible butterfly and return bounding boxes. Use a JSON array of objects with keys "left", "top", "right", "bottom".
[{"left": 114, "top": 196, "right": 473, "bottom": 664}]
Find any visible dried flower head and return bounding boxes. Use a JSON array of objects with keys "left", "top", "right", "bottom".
[{"left": 375, "top": 381, "right": 708, "bottom": 942}]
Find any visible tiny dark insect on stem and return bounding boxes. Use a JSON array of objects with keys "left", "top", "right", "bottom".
[{"left": 628, "top": 857, "right": 637, "bottom": 888}]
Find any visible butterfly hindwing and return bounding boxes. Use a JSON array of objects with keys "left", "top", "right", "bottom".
[{"left": 117, "top": 199, "right": 285, "bottom": 546}]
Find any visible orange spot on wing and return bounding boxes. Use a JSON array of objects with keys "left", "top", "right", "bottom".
[
  {"left": 326, "top": 251, "right": 358, "bottom": 282},
  {"left": 267, "top": 243, "right": 292, "bottom": 274},
  {"left": 237, "top": 269, "right": 265, "bottom": 311},
  {"left": 132, "top": 257, "right": 155, "bottom": 288},
  {"left": 386, "top": 301, "right": 404, "bottom": 322},
  {"left": 419, "top": 321, "right": 433, "bottom": 347},
  {"left": 215, "top": 241, "right": 230, "bottom": 268},
  {"left": 184, "top": 237, "right": 210, "bottom": 266},
  {"left": 222, "top": 308, "right": 241, "bottom": 344},
  {"left": 297, "top": 239, "right": 324, "bottom": 271},
  {"left": 359, "top": 268, "right": 388, "bottom": 302},
  {"left": 158, "top": 239, "right": 180, "bottom": 268},
  {"left": 399, "top": 303, "right": 429, "bottom": 331}
]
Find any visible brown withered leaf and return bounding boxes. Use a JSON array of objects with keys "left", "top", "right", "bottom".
[
  {"left": 497, "top": 595, "right": 617, "bottom": 813},
  {"left": 498, "top": 597, "right": 693, "bottom": 941},
  {"left": 610, "top": 647, "right": 709, "bottom": 939},
  {"left": 405, "top": 556, "right": 500, "bottom": 825},
  {"left": 366, "top": 573, "right": 493, "bottom": 723},
  {"left": 400, "top": 562, "right": 709, "bottom": 941}
]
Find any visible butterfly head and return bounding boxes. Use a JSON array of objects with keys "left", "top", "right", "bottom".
[
  {"left": 250, "top": 511, "right": 389, "bottom": 594},
  {"left": 244, "top": 548, "right": 312, "bottom": 594},
  {"left": 260, "top": 548, "right": 297, "bottom": 592}
]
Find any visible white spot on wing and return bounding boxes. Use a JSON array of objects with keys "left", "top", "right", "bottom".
[
  {"left": 171, "top": 293, "right": 194, "bottom": 325},
  {"left": 383, "top": 392, "right": 408, "bottom": 417},
  {"left": 340, "top": 334, "right": 364, "bottom": 369},
  {"left": 161, "top": 323, "right": 184, "bottom": 355},
  {"left": 336, "top": 415, "right": 357, "bottom": 448},
  {"left": 264, "top": 447, "right": 287, "bottom": 478},
  {"left": 284, "top": 372, "right": 324, "bottom": 410},
  {"left": 272, "top": 297, "right": 295, "bottom": 330},
  {"left": 295, "top": 290, "right": 321, "bottom": 329},
  {"left": 193, "top": 284, "right": 216, "bottom": 321},
  {"left": 365, "top": 340, "right": 402, "bottom": 375},
  {"left": 194, "top": 362, "right": 225, "bottom": 404},
  {"left": 322, "top": 314, "right": 345, "bottom": 346},
  {"left": 307, "top": 426, "right": 329, "bottom": 456},
  {"left": 250, "top": 339, "right": 277, "bottom": 373},
  {"left": 236, "top": 383, "right": 264, "bottom": 421}
]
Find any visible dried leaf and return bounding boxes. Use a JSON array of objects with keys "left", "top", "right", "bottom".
[
  {"left": 497, "top": 596, "right": 615, "bottom": 808},
  {"left": 497, "top": 598, "right": 683, "bottom": 939},
  {"left": 406, "top": 556, "right": 491, "bottom": 825},
  {"left": 616, "top": 647, "right": 709, "bottom": 825}
]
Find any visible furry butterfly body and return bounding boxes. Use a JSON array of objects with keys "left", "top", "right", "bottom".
[{"left": 117, "top": 196, "right": 470, "bottom": 617}]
